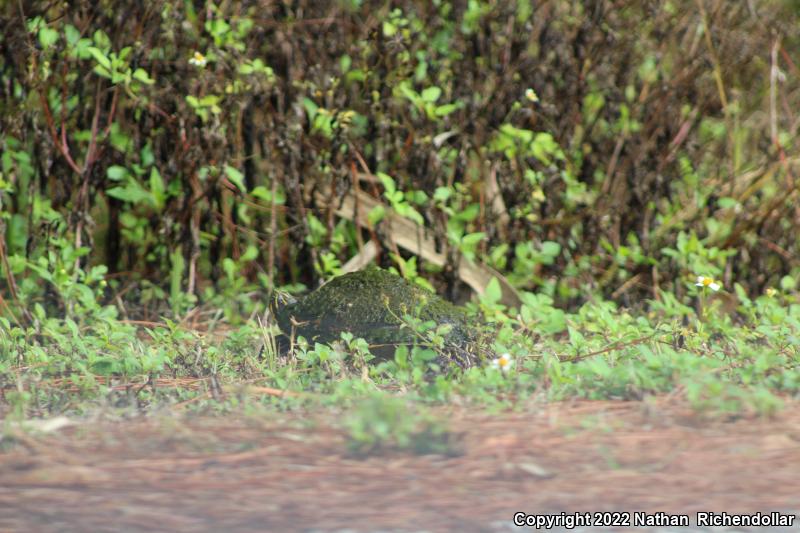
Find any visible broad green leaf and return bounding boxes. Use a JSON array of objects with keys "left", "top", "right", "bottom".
[
  {"left": 64, "top": 24, "right": 80, "bottom": 45},
  {"left": 531, "top": 132, "right": 564, "bottom": 164},
  {"left": 541, "top": 241, "right": 561, "bottom": 258},
  {"left": 434, "top": 103, "right": 459, "bottom": 116},
  {"left": 382, "top": 21, "right": 397, "bottom": 37},
  {"left": 199, "top": 95, "right": 221, "bottom": 106},
  {"left": 106, "top": 182, "right": 151, "bottom": 205},
  {"left": 133, "top": 68, "right": 155, "bottom": 85},
  {"left": 92, "top": 29, "right": 111, "bottom": 50},
  {"left": 87, "top": 47, "right": 111, "bottom": 70},
  {"left": 149, "top": 167, "right": 165, "bottom": 208},
  {"left": 93, "top": 65, "right": 112, "bottom": 79},
  {"left": 106, "top": 165, "right": 128, "bottom": 181},
  {"left": 461, "top": 232, "right": 486, "bottom": 248},
  {"left": 224, "top": 165, "right": 246, "bottom": 192},
  {"left": 484, "top": 277, "right": 502, "bottom": 305},
  {"left": 251, "top": 185, "right": 285, "bottom": 204},
  {"left": 222, "top": 257, "right": 237, "bottom": 280},
  {"left": 118, "top": 46, "right": 132, "bottom": 62},
  {"left": 251, "top": 186, "right": 270, "bottom": 200},
  {"left": 377, "top": 172, "right": 396, "bottom": 195},
  {"left": 421, "top": 86, "right": 441, "bottom": 103},
  {"left": 302, "top": 97, "right": 318, "bottom": 119},
  {"left": 241, "top": 245, "right": 258, "bottom": 262},
  {"left": 433, "top": 186, "right": 452, "bottom": 202},
  {"left": 340, "top": 54, "right": 351, "bottom": 73},
  {"left": 395, "top": 203, "right": 424, "bottom": 226},
  {"left": 38, "top": 27, "right": 59, "bottom": 48},
  {"left": 367, "top": 205, "right": 386, "bottom": 226}
]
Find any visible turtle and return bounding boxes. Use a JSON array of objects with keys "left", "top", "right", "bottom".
[{"left": 270, "top": 266, "right": 491, "bottom": 368}]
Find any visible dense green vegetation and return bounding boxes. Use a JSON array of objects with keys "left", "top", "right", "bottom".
[{"left": 1, "top": 1, "right": 800, "bottom": 451}]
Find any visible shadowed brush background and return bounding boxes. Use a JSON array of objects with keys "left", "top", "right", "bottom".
[{"left": 1, "top": 0, "right": 799, "bottom": 321}]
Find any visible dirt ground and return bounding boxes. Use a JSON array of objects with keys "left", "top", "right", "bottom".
[{"left": 1, "top": 396, "right": 799, "bottom": 533}]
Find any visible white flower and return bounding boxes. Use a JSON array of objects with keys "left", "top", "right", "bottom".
[
  {"left": 491, "top": 352, "right": 514, "bottom": 373},
  {"left": 189, "top": 51, "right": 207, "bottom": 68},
  {"left": 524, "top": 88, "right": 539, "bottom": 103},
  {"left": 695, "top": 275, "right": 721, "bottom": 292}
]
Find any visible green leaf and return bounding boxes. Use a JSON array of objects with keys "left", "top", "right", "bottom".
[
  {"left": 377, "top": 172, "right": 396, "bottom": 195},
  {"left": 87, "top": 46, "right": 112, "bottom": 70},
  {"left": 241, "top": 245, "right": 259, "bottom": 263},
  {"left": 345, "top": 69, "right": 366, "bottom": 83},
  {"left": 72, "top": 38, "right": 92, "bottom": 59},
  {"left": 382, "top": 21, "right": 397, "bottom": 37},
  {"left": 251, "top": 186, "right": 270, "bottom": 200},
  {"left": 531, "top": 132, "right": 564, "bottom": 164},
  {"left": 421, "top": 86, "right": 442, "bottom": 103},
  {"left": 92, "top": 29, "right": 111, "bottom": 50},
  {"left": 498, "top": 123, "right": 533, "bottom": 143},
  {"left": 251, "top": 185, "right": 285, "bottom": 204},
  {"left": 434, "top": 103, "right": 459, "bottom": 116},
  {"left": 140, "top": 143, "right": 154, "bottom": 167},
  {"left": 340, "top": 54, "right": 352, "bottom": 73},
  {"left": 26, "top": 16, "right": 44, "bottom": 34},
  {"left": 395, "top": 203, "right": 424, "bottom": 226},
  {"left": 108, "top": 122, "right": 131, "bottom": 152},
  {"left": 38, "top": 27, "right": 59, "bottom": 48},
  {"left": 541, "top": 241, "right": 561, "bottom": 258},
  {"left": 106, "top": 182, "right": 151, "bottom": 205},
  {"left": 461, "top": 232, "right": 486, "bottom": 248},
  {"left": 302, "top": 97, "right": 318, "bottom": 119},
  {"left": 133, "top": 68, "right": 155, "bottom": 85},
  {"left": 93, "top": 65, "right": 112, "bottom": 79},
  {"left": 433, "top": 186, "right": 452, "bottom": 203},
  {"left": 568, "top": 326, "right": 586, "bottom": 350},
  {"left": 454, "top": 203, "right": 480, "bottom": 222},
  {"left": 409, "top": 190, "right": 428, "bottom": 204},
  {"left": 386, "top": 190, "right": 404, "bottom": 204},
  {"left": 484, "top": 277, "right": 502, "bottom": 305},
  {"left": 367, "top": 205, "right": 386, "bottom": 227},
  {"left": 224, "top": 165, "right": 246, "bottom": 192},
  {"left": 460, "top": 231, "right": 486, "bottom": 261},
  {"left": 106, "top": 165, "right": 128, "bottom": 181},
  {"left": 149, "top": 167, "right": 165, "bottom": 209},
  {"left": 222, "top": 257, "right": 237, "bottom": 280},
  {"left": 110, "top": 70, "right": 127, "bottom": 85},
  {"left": 118, "top": 47, "right": 132, "bottom": 62},
  {"left": 64, "top": 25, "right": 80, "bottom": 45},
  {"left": 305, "top": 213, "right": 327, "bottom": 247},
  {"left": 199, "top": 95, "right": 221, "bottom": 107}
]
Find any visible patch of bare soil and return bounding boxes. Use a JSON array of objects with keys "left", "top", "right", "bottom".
[{"left": 1, "top": 397, "right": 799, "bottom": 533}]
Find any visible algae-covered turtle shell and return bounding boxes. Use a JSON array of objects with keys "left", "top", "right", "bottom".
[{"left": 272, "top": 267, "right": 489, "bottom": 367}]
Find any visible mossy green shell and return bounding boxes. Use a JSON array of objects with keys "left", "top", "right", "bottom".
[{"left": 274, "top": 267, "right": 485, "bottom": 364}]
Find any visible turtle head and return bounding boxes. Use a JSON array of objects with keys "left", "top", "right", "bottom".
[{"left": 269, "top": 289, "right": 297, "bottom": 334}]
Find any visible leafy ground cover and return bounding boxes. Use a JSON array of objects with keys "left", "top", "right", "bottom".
[{"left": 3, "top": 271, "right": 799, "bottom": 422}]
